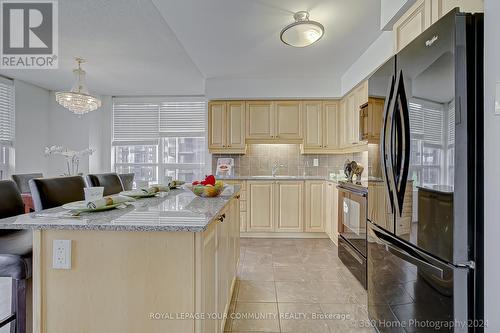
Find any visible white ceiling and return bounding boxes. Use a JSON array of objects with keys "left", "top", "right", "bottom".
[{"left": 0, "top": 0, "right": 383, "bottom": 96}]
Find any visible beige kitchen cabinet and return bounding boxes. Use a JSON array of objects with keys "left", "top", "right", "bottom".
[
  {"left": 305, "top": 181, "right": 325, "bottom": 232},
  {"left": 325, "top": 182, "right": 339, "bottom": 244},
  {"left": 247, "top": 181, "right": 274, "bottom": 232},
  {"left": 246, "top": 101, "right": 274, "bottom": 140},
  {"left": 246, "top": 101, "right": 302, "bottom": 142},
  {"left": 394, "top": 0, "right": 430, "bottom": 52},
  {"left": 275, "top": 101, "right": 302, "bottom": 140},
  {"left": 393, "top": 0, "right": 483, "bottom": 53},
  {"left": 360, "top": 97, "right": 385, "bottom": 143},
  {"left": 441, "top": 0, "right": 483, "bottom": 15},
  {"left": 302, "top": 100, "right": 340, "bottom": 154},
  {"left": 223, "top": 180, "right": 247, "bottom": 232},
  {"left": 208, "top": 101, "right": 246, "bottom": 154},
  {"left": 323, "top": 101, "right": 339, "bottom": 149},
  {"left": 247, "top": 180, "right": 304, "bottom": 233},
  {"left": 216, "top": 206, "right": 230, "bottom": 332},
  {"left": 302, "top": 101, "right": 323, "bottom": 149},
  {"left": 200, "top": 221, "right": 217, "bottom": 333},
  {"left": 275, "top": 181, "right": 304, "bottom": 232},
  {"left": 208, "top": 101, "right": 226, "bottom": 150},
  {"left": 340, "top": 81, "right": 368, "bottom": 149}
]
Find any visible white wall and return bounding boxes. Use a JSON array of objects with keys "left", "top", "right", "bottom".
[
  {"left": 205, "top": 76, "right": 341, "bottom": 99},
  {"left": 341, "top": 31, "right": 394, "bottom": 95},
  {"left": 483, "top": 0, "right": 500, "bottom": 330},
  {"left": 14, "top": 80, "right": 50, "bottom": 175},
  {"left": 47, "top": 92, "right": 112, "bottom": 176},
  {"left": 380, "top": 0, "right": 416, "bottom": 30}
]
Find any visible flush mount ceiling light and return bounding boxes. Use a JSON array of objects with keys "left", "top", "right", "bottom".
[
  {"left": 280, "top": 11, "right": 324, "bottom": 47},
  {"left": 55, "top": 57, "right": 101, "bottom": 115}
]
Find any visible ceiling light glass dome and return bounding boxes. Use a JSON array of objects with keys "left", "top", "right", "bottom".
[{"left": 280, "top": 11, "right": 324, "bottom": 47}]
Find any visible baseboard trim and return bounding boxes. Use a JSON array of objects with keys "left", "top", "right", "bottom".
[{"left": 241, "top": 232, "right": 329, "bottom": 238}]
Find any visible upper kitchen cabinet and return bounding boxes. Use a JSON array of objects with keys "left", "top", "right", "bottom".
[
  {"left": 246, "top": 101, "right": 302, "bottom": 143},
  {"left": 208, "top": 101, "right": 246, "bottom": 154},
  {"left": 302, "top": 101, "right": 323, "bottom": 150},
  {"left": 302, "top": 100, "right": 340, "bottom": 154},
  {"left": 339, "top": 81, "right": 368, "bottom": 150},
  {"left": 360, "top": 97, "right": 385, "bottom": 143},
  {"left": 246, "top": 101, "right": 274, "bottom": 140},
  {"left": 275, "top": 101, "right": 302, "bottom": 140},
  {"left": 394, "top": 0, "right": 483, "bottom": 52}
]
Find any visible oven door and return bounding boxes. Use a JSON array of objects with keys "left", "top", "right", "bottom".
[{"left": 338, "top": 187, "right": 367, "bottom": 257}]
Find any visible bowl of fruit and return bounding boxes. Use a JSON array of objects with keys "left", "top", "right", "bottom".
[{"left": 185, "top": 175, "right": 226, "bottom": 198}]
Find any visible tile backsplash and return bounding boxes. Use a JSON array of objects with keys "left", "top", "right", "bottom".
[{"left": 212, "top": 144, "right": 368, "bottom": 178}]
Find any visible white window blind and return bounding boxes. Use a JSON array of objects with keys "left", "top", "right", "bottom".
[
  {"left": 113, "top": 102, "right": 159, "bottom": 141},
  {"left": 408, "top": 101, "right": 444, "bottom": 144},
  {"left": 0, "top": 78, "right": 15, "bottom": 145},
  {"left": 160, "top": 101, "right": 206, "bottom": 134},
  {"left": 112, "top": 97, "right": 208, "bottom": 184}
]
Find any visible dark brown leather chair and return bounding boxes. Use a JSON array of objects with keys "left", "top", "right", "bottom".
[
  {"left": 0, "top": 180, "right": 32, "bottom": 333},
  {"left": 11, "top": 173, "right": 43, "bottom": 194},
  {"left": 29, "top": 176, "right": 86, "bottom": 212},
  {"left": 86, "top": 173, "right": 124, "bottom": 196},
  {"left": 118, "top": 173, "right": 134, "bottom": 191}
]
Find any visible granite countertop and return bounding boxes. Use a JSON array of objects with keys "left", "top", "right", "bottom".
[{"left": 0, "top": 186, "right": 241, "bottom": 232}]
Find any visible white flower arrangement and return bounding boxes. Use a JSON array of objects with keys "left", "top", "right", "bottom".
[{"left": 44, "top": 145, "right": 95, "bottom": 176}]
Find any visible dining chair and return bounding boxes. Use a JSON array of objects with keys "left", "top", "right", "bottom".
[
  {"left": 118, "top": 173, "right": 135, "bottom": 191},
  {"left": 85, "top": 173, "right": 124, "bottom": 196},
  {"left": 12, "top": 173, "right": 43, "bottom": 213},
  {"left": 11, "top": 173, "right": 43, "bottom": 194},
  {"left": 0, "top": 180, "right": 32, "bottom": 333},
  {"left": 29, "top": 176, "right": 86, "bottom": 212}
]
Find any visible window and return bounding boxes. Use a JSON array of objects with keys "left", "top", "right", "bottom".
[
  {"left": 112, "top": 97, "right": 208, "bottom": 185},
  {"left": 408, "top": 99, "right": 454, "bottom": 187},
  {"left": 0, "top": 77, "right": 14, "bottom": 180}
]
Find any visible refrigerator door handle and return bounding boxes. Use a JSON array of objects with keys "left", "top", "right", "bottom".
[
  {"left": 369, "top": 220, "right": 453, "bottom": 278},
  {"left": 381, "top": 238, "right": 444, "bottom": 278},
  {"left": 381, "top": 75, "right": 396, "bottom": 212},
  {"left": 387, "top": 70, "right": 411, "bottom": 217}
]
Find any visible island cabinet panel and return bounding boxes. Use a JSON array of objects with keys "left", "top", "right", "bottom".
[
  {"left": 200, "top": 222, "right": 218, "bottom": 333},
  {"left": 275, "top": 181, "right": 304, "bottom": 232},
  {"left": 247, "top": 181, "right": 274, "bottom": 232},
  {"left": 305, "top": 181, "right": 325, "bottom": 232},
  {"left": 34, "top": 230, "right": 196, "bottom": 333},
  {"left": 32, "top": 195, "right": 241, "bottom": 333}
]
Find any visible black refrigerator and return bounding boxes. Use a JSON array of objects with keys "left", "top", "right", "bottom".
[{"left": 366, "top": 10, "right": 483, "bottom": 333}]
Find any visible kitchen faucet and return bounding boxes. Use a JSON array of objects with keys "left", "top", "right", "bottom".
[{"left": 272, "top": 161, "right": 287, "bottom": 177}]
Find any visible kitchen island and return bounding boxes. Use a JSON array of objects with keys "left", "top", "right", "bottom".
[{"left": 0, "top": 186, "right": 241, "bottom": 333}]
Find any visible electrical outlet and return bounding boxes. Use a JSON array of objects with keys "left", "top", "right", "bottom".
[
  {"left": 313, "top": 158, "right": 319, "bottom": 167},
  {"left": 53, "top": 240, "right": 72, "bottom": 269}
]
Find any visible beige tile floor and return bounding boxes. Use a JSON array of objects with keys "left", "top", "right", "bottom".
[{"left": 225, "top": 238, "right": 374, "bottom": 333}]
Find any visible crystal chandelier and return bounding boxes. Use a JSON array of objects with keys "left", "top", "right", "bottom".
[{"left": 55, "top": 57, "right": 101, "bottom": 115}]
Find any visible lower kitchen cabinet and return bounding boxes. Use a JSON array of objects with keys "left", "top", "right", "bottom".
[
  {"left": 325, "top": 182, "right": 339, "bottom": 244},
  {"left": 247, "top": 181, "right": 275, "bottom": 232},
  {"left": 305, "top": 181, "right": 325, "bottom": 232},
  {"left": 247, "top": 180, "right": 304, "bottom": 232},
  {"left": 276, "top": 181, "right": 304, "bottom": 232}
]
